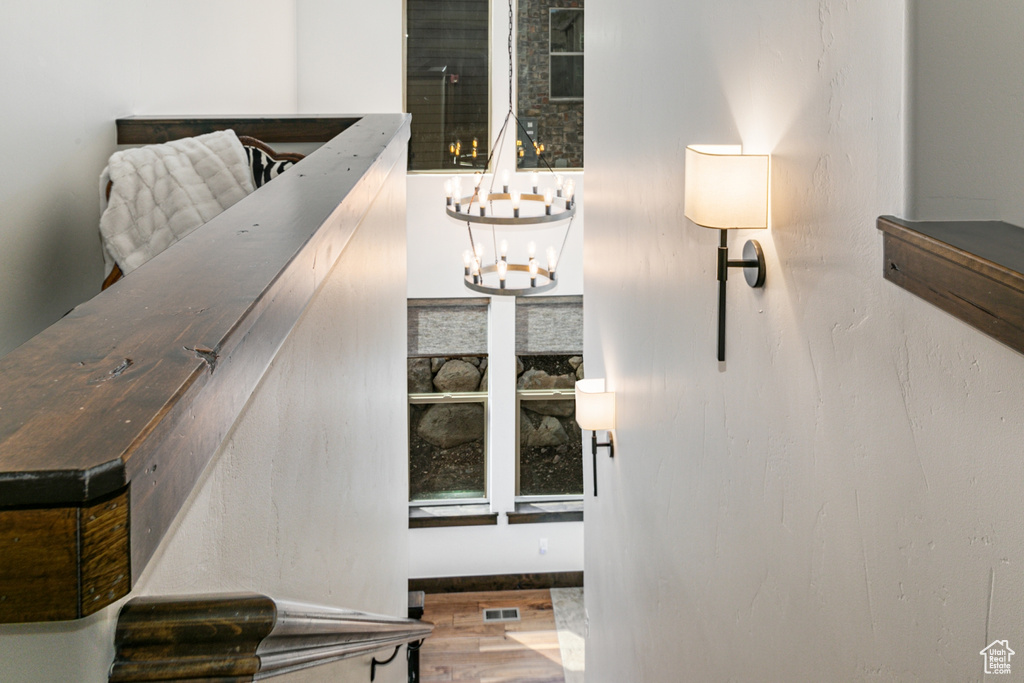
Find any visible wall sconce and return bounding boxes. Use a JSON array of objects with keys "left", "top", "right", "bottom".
[
  {"left": 575, "top": 378, "right": 615, "bottom": 496},
  {"left": 684, "top": 145, "right": 770, "bottom": 362}
]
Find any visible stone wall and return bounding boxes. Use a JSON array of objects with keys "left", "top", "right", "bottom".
[{"left": 518, "top": 0, "right": 584, "bottom": 168}]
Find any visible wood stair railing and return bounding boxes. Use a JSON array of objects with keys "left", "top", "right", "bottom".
[
  {"left": 0, "top": 114, "right": 410, "bottom": 623},
  {"left": 108, "top": 593, "right": 433, "bottom": 682}
]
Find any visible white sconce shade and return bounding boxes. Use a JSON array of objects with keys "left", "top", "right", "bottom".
[
  {"left": 575, "top": 378, "right": 616, "bottom": 431},
  {"left": 684, "top": 145, "right": 769, "bottom": 230}
]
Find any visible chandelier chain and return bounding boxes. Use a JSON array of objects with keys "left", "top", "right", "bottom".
[{"left": 508, "top": 0, "right": 514, "bottom": 112}]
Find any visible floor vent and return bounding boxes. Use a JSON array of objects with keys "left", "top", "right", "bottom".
[{"left": 482, "top": 607, "right": 521, "bottom": 623}]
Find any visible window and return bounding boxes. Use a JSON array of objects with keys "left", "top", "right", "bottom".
[
  {"left": 549, "top": 9, "right": 584, "bottom": 100},
  {"left": 405, "top": 0, "right": 490, "bottom": 171},
  {"left": 408, "top": 297, "right": 584, "bottom": 511},
  {"left": 409, "top": 378, "right": 488, "bottom": 501},
  {"left": 517, "top": 2, "right": 584, "bottom": 168},
  {"left": 408, "top": 300, "right": 489, "bottom": 503},
  {"left": 515, "top": 297, "right": 584, "bottom": 499},
  {"left": 517, "top": 355, "right": 583, "bottom": 498}
]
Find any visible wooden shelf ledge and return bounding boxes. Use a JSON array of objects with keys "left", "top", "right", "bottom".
[
  {"left": 506, "top": 500, "right": 583, "bottom": 525},
  {"left": 108, "top": 593, "right": 433, "bottom": 682},
  {"left": 878, "top": 216, "right": 1024, "bottom": 355},
  {"left": 0, "top": 114, "right": 411, "bottom": 623},
  {"left": 409, "top": 504, "right": 499, "bottom": 529}
]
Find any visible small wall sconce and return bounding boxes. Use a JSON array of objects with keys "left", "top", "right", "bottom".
[
  {"left": 575, "top": 378, "right": 615, "bottom": 496},
  {"left": 684, "top": 145, "right": 770, "bottom": 362}
]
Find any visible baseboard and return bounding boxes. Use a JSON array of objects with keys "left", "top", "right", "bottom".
[{"left": 409, "top": 571, "right": 583, "bottom": 593}]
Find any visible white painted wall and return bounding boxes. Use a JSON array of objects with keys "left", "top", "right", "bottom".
[
  {"left": 585, "top": 0, "right": 1024, "bottom": 680},
  {"left": 0, "top": 0, "right": 298, "bottom": 358},
  {"left": 909, "top": 0, "right": 1024, "bottom": 223},
  {"left": 0, "top": 160, "right": 409, "bottom": 683},
  {"left": 406, "top": 173, "right": 585, "bottom": 579},
  {"left": 296, "top": 0, "right": 403, "bottom": 112}
]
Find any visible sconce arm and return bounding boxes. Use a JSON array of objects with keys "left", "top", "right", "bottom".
[{"left": 590, "top": 430, "right": 614, "bottom": 497}]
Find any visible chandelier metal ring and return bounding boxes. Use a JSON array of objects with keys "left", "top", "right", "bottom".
[
  {"left": 464, "top": 262, "right": 558, "bottom": 296},
  {"left": 447, "top": 193, "right": 576, "bottom": 226}
]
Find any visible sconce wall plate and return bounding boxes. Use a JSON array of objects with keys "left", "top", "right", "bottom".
[{"left": 742, "top": 239, "right": 766, "bottom": 287}]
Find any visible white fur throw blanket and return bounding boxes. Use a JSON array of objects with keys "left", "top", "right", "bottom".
[{"left": 99, "top": 130, "right": 255, "bottom": 276}]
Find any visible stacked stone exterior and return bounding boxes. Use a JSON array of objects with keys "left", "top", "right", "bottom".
[{"left": 518, "top": 0, "right": 584, "bottom": 168}]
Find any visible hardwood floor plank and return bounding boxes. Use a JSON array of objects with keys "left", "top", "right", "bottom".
[{"left": 420, "top": 589, "right": 566, "bottom": 683}]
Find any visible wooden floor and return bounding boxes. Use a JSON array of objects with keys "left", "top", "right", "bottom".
[{"left": 420, "top": 589, "right": 565, "bottom": 683}]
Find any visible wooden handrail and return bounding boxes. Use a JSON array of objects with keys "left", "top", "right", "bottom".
[
  {"left": 0, "top": 114, "right": 411, "bottom": 623},
  {"left": 108, "top": 593, "right": 433, "bottom": 682}
]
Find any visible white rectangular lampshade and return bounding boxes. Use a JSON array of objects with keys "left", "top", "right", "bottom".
[
  {"left": 575, "top": 378, "right": 616, "bottom": 431},
  {"left": 684, "top": 145, "right": 770, "bottom": 230}
]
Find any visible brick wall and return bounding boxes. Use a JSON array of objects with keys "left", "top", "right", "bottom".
[{"left": 517, "top": 0, "right": 584, "bottom": 168}]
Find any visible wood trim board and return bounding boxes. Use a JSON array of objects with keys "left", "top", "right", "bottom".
[
  {"left": 116, "top": 116, "right": 360, "bottom": 144},
  {"left": 409, "top": 572, "right": 584, "bottom": 594}
]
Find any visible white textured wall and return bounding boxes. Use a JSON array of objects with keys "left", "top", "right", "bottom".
[
  {"left": 585, "top": 0, "right": 1024, "bottom": 680},
  {"left": 0, "top": 158, "right": 409, "bottom": 683},
  {"left": 909, "top": 0, "right": 1024, "bottom": 223},
  {"left": 296, "top": 0, "right": 402, "bottom": 112},
  {"left": 0, "top": 0, "right": 298, "bottom": 358}
]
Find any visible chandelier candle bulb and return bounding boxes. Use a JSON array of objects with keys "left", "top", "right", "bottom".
[
  {"left": 531, "top": 171, "right": 540, "bottom": 194},
  {"left": 556, "top": 175, "right": 564, "bottom": 197},
  {"left": 528, "top": 241, "right": 537, "bottom": 259},
  {"left": 546, "top": 246, "right": 558, "bottom": 281},
  {"left": 463, "top": 250, "right": 472, "bottom": 276},
  {"left": 445, "top": 180, "right": 453, "bottom": 206},
  {"left": 502, "top": 170, "right": 510, "bottom": 194},
  {"left": 544, "top": 189, "right": 554, "bottom": 215},
  {"left": 497, "top": 260, "right": 508, "bottom": 289},
  {"left": 511, "top": 191, "right": 521, "bottom": 218},
  {"left": 500, "top": 240, "right": 509, "bottom": 261},
  {"left": 529, "top": 259, "right": 539, "bottom": 287}
]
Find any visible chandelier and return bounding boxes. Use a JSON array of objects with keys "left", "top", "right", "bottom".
[{"left": 444, "top": 0, "right": 577, "bottom": 297}]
